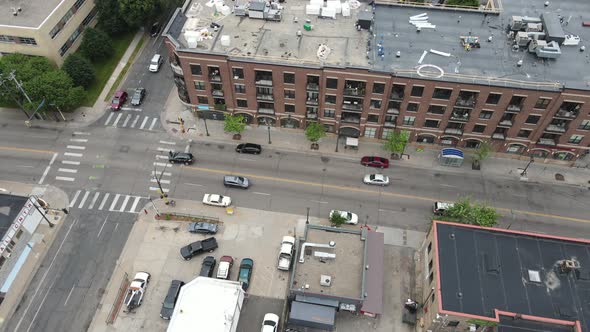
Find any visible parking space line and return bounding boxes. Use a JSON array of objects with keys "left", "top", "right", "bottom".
[
  {"left": 98, "top": 193, "right": 110, "bottom": 210},
  {"left": 237, "top": 158, "right": 256, "bottom": 162},
  {"left": 69, "top": 190, "right": 81, "bottom": 208}
]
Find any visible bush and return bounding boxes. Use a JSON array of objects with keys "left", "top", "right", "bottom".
[
  {"left": 329, "top": 213, "right": 347, "bottom": 227},
  {"left": 305, "top": 122, "right": 326, "bottom": 143},
  {"left": 80, "top": 28, "right": 114, "bottom": 61},
  {"left": 437, "top": 197, "right": 499, "bottom": 227},
  {"left": 223, "top": 114, "right": 246, "bottom": 135},
  {"left": 62, "top": 54, "right": 95, "bottom": 88}
]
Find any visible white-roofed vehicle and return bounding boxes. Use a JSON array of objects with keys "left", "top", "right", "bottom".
[
  {"left": 123, "top": 271, "right": 150, "bottom": 311},
  {"left": 277, "top": 236, "right": 295, "bottom": 271},
  {"left": 329, "top": 210, "right": 359, "bottom": 225},
  {"left": 433, "top": 202, "right": 455, "bottom": 215},
  {"left": 261, "top": 313, "right": 279, "bottom": 332},
  {"left": 202, "top": 194, "right": 232, "bottom": 207},
  {"left": 363, "top": 173, "right": 390, "bottom": 186}
]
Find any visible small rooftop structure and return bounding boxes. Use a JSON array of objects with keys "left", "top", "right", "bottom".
[
  {"left": 167, "top": 277, "right": 245, "bottom": 332},
  {"left": 0, "top": 0, "right": 65, "bottom": 28}
]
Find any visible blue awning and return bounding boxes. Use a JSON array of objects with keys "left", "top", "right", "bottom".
[{"left": 441, "top": 148, "right": 464, "bottom": 159}]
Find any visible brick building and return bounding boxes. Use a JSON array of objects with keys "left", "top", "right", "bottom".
[{"left": 163, "top": 0, "right": 590, "bottom": 163}]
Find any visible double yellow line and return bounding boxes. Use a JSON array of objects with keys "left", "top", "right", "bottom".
[{"left": 0, "top": 146, "right": 55, "bottom": 154}]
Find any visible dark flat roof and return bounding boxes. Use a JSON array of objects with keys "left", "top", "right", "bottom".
[
  {"left": 0, "top": 194, "right": 28, "bottom": 239},
  {"left": 361, "top": 231, "right": 383, "bottom": 315},
  {"left": 435, "top": 221, "right": 590, "bottom": 331}
]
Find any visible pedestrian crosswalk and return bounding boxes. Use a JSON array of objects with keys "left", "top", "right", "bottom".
[
  {"left": 104, "top": 111, "right": 160, "bottom": 131},
  {"left": 69, "top": 190, "right": 146, "bottom": 214},
  {"left": 55, "top": 133, "right": 91, "bottom": 183}
]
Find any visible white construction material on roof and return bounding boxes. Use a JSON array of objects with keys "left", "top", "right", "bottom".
[
  {"left": 317, "top": 44, "right": 331, "bottom": 60},
  {"left": 418, "top": 50, "right": 428, "bottom": 64},
  {"left": 409, "top": 13, "right": 427, "bottom": 20},
  {"left": 327, "top": 0, "right": 341, "bottom": 14},
  {"left": 167, "top": 277, "right": 245, "bottom": 332},
  {"left": 341, "top": 2, "right": 350, "bottom": 16},
  {"left": 563, "top": 34, "right": 580, "bottom": 46},
  {"left": 321, "top": 6, "right": 336, "bottom": 19},
  {"left": 306, "top": 4, "right": 321, "bottom": 15},
  {"left": 430, "top": 49, "right": 451, "bottom": 57},
  {"left": 310, "top": 0, "right": 323, "bottom": 7}
]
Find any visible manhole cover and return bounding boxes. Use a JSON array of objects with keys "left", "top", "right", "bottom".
[
  {"left": 555, "top": 173, "right": 565, "bottom": 181},
  {"left": 321, "top": 156, "right": 330, "bottom": 163}
]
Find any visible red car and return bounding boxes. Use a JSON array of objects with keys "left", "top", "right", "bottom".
[
  {"left": 361, "top": 156, "right": 390, "bottom": 168},
  {"left": 111, "top": 90, "right": 128, "bottom": 111}
]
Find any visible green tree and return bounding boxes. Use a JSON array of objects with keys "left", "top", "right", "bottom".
[
  {"left": 446, "top": 0, "right": 480, "bottom": 7},
  {"left": 79, "top": 28, "right": 114, "bottom": 61},
  {"left": 474, "top": 141, "right": 492, "bottom": 162},
  {"left": 383, "top": 130, "right": 410, "bottom": 158},
  {"left": 119, "top": 0, "right": 160, "bottom": 28},
  {"left": 94, "top": 0, "right": 130, "bottom": 35},
  {"left": 26, "top": 70, "right": 85, "bottom": 112},
  {"left": 0, "top": 54, "right": 55, "bottom": 111},
  {"left": 305, "top": 122, "right": 326, "bottom": 146},
  {"left": 329, "top": 212, "right": 347, "bottom": 227},
  {"left": 62, "top": 54, "right": 95, "bottom": 88},
  {"left": 437, "top": 197, "right": 499, "bottom": 227},
  {"left": 223, "top": 114, "right": 246, "bottom": 136}
]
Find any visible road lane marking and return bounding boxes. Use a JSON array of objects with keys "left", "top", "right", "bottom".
[
  {"left": 130, "top": 114, "right": 140, "bottom": 128},
  {"left": 0, "top": 146, "right": 55, "bottom": 154},
  {"left": 88, "top": 192, "right": 100, "bottom": 209},
  {"left": 112, "top": 113, "right": 123, "bottom": 127},
  {"left": 118, "top": 195, "right": 131, "bottom": 212},
  {"left": 149, "top": 186, "right": 169, "bottom": 193},
  {"left": 378, "top": 208, "right": 397, "bottom": 213},
  {"left": 122, "top": 114, "right": 132, "bottom": 127},
  {"left": 139, "top": 116, "right": 149, "bottom": 129},
  {"left": 16, "top": 165, "right": 34, "bottom": 168},
  {"left": 129, "top": 196, "right": 142, "bottom": 213},
  {"left": 184, "top": 183, "right": 203, "bottom": 187},
  {"left": 97, "top": 215, "right": 109, "bottom": 238},
  {"left": 98, "top": 193, "right": 110, "bottom": 210},
  {"left": 440, "top": 184, "right": 457, "bottom": 188},
  {"left": 69, "top": 138, "right": 88, "bottom": 143},
  {"left": 237, "top": 158, "right": 256, "bottom": 162},
  {"left": 58, "top": 168, "right": 77, "bottom": 173},
  {"left": 185, "top": 165, "right": 590, "bottom": 224},
  {"left": 73, "top": 131, "right": 90, "bottom": 136},
  {"left": 69, "top": 190, "right": 81, "bottom": 207},
  {"left": 310, "top": 200, "right": 328, "bottom": 204},
  {"left": 104, "top": 112, "right": 114, "bottom": 126},
  {"left": 63, "top": 284, "right": 75, "bottom": 306},
  {"left": 64, "top": 152, "right": 83, "bottom": 157},
  {"left": 55, "top": 176, "right": 75, "bottom": 182},
  {"left": 152, "top": 171, "right": 171, "bottom": 177},
  {"left": 38, "top": 153, "right": 57, "bottom": 185},
  {"left": 151, "top": 179, "right": 170, "bottom": 184},
  {"left": 109, "top": 194, "right": 121, "bottom": 211},
  {"left": 149, "top": 118, "right": 157, "bottom": 130},
  {"left": 66, "top": 145, "right": 86, "bottom": 150},
  {"left": 62, "top": 160, "right": 80, "bottom": 165},
  {"left": 78, "top": 191, "right": 90, "bottom": 208},
  {"left": 159, "top": 140, "right": 176, "bottom": 145},
  {"left": 253, "top": 192, "right": 270, "bottom": 196}
]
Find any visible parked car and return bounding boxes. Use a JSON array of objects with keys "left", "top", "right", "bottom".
[
  {"left": 329, "top": 210, "right": 359, "bottom": 225},
  {"left": 433, "top": 202, "right": 454, "bottom": 215},
  {"left": 363, "top": 173, "right": 390, "bottom": 186},
  {"left": 130, "top": 88, "right": 146, "bottom": 106},
  {"left": 149, "top": 54, "right": 163, "bottom": 72},
  {"left": 223, "top": 175, "right": 250, "bottom": 189},
  {"left": 168, "top": 151, "right": 194, "bottom": 165},
  {"left": 216, "top": 255, "right": 234, "bottom": 279},
  {"left": 235, "top": 143, "right": 262, "bottom": 154},
  {"left": 277, "top": 236, "right": 295, "bottom": 271},
  {"left": 150, "top": 22, "right": 161, "bottom": 37},
  {"left": 160, "top": 279, "right": 184, "bottom": 320},
  {"left": 237, "top": 258, "right": 254, "bottom": 290},
  {"left": 199, "top": 256, "right": 216, "bottom": 277},
  {"left": 361, "top": 156, "right": 390, "bottom": 169},
  {"left": 110, "top": 90, "right": 128, "bottom": 111},
  {"left": 123, "top": 271, "right": 150, "bottom": 311},
  {"left": 180, "top": 237, "right": 218, "bottom": 260},
  {"left": 188, "top": 221, "right": 218, "bottom": 234},
  {"left": 203, "top": 194, "right": 231, "bottom": 207},
  {"left": 261, "top": 313, "right": 279, "bottom": 332}
]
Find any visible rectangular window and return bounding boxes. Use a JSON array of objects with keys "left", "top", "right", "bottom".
[
  {"left": 19, "top": 37, "right": 37, "bottom": 45},
  {"left": 73, "top": 0, "right": 86, "bottom": 9},
  {"left": 411, "top": 85, "right": 424, "bottom": 97},
  {"left": 479, "top": 110, "right": 493, "bottom": 119},
  {"left": 364, "top": 127, "right": 377, "bottom": 138},
  {"left": 367, "top": 114, "right": 379, "bottom": 123},
  {"left": 236, "top": 99, "right": 248, "bottom": 108},
  {"left": 381, "top": 129, "right": 393, "bottom": 139},
  {"left": 232, "top": 67, "right": 244, "bottom": 79},
  {"left": 517, "top": 129, "right": 531, "bottom": 138},
  {"left": 0, "top": 35, "right": 16, "bottom": 43},
  {"left": 372, "top": 83, "right": 385, "bottom": 94},
  {"left": 197, "top": 96, "right": 208, "bottom": 104},
  {"left": 284, "top": 89, "right": 295, "bottom": 99},
  {"left": 407, "top": 102, "right": 419, "bottom": 113},
  {"left": 190, "top": 65, "right": 202, "bottom": 76},
  {"left": 234, "top": 84, "right": 245, "bottom": 94},
  {"left": 568, "top": 135, "right": 584, "bottom": 144},
  {"left": 486, "top": 93, "right": 502, "bottom": 105},
  {"left": 326, "top": 78, "right": 338, "bottom": 89},
  {"left": 432, "top": 88, "right": 452, "bottom": 100},
  {"left": 81, "top": 8, "right": 97, "bottom": 26},
  {"left": 427, "top": 105, "right": 446, "bottom": 115},
  {"left": 325, "top": 95, "right": 336, "bottom": 104},
  {"left": 285, "top": 104, "right": 295, "bottom": 113},
  {"left": 324, "top": 109, "right": 335, "bottom": 118},
  {"left": 560, "top": 101, "right": 583, "bottom": 112},
  {"left": 579, "top": 120, "right": 590, "bottom": 130},
  {"left": 424, "top": 119, "right": 439, "bottom": 128},
  {"left": 194, "top": 81, "right": 205, "bottom": 90},
  {"left": 390, "top": 84, "right": 405, "bottom": 99},
  {"left": 403, "top": 116, "right": 416, "bottom": 126},
  {"left": 525, "top": 115, "right": 540, "bottom": 124},
  {"left": 428, "top": 272, "right": 434, "bottom": 284},
  {"left": 534, "top": 97, "right": 551, "bottom": 109},
  {"left": 473, "top": 124, "right": 486, "bottom": 133},
  {"left": 370, "top": 99, "right": 382, "bottom": 109},
  {"left": 283, "top": 73, "right": 295, "bottom": 84}
]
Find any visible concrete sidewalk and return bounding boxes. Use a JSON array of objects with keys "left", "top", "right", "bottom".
[{"left": 162, "top": 91, "right": 590, "bottom": 188}]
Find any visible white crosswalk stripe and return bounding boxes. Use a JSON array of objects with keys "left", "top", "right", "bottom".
[
  {"left": 70, "top": 138, "right": 88, "bottom": 143},
  {"left": 56, "top": 176, "right": 75, "bottom": 182},
  {"left": 153, "top": 162, "right": 170, "bottom": 167},
  {"left": 104, "top": 113, "right": 114, "bottom": 126},
  {"left": 149, "top": 118, "right": 158, "bottom": 130},
  {"left": 118, "top": 195, "right": 131, "bottom": 212},
  {"left": 73, "top": 131, "right": 91, "bottom": 136},
  {"left": 69, "top": 190, "right": 81, "bottom": 208},
  {"left": 149, "top": 186, "right": 169, "bottom": 193},
  {"left": 98, "top": 193, "right": 110, "bottom": 210},
  {"left": 112, "top": 113, "right": 123, "bottom": 127},
  {"left": 150, "top": 179, "right": 171, "bottom": 184},
  {"left": 88, "top": 192, "right": 100, "bottom": 209},
  {"left": 105, "top": 112, "right": 158, "bottom": 130},
  {"left": 151, "top": 171, "right": 171, "bottom": 177},
  {"left": 159, "top": 141, "right": 176, "bottom": 145},
  {"left": 157, "top": 147, "right": 172, "bottom": 152},
  {"left": 58, "top": 168, "right": 77, "bottom": 173},
  {"left": 66, "top": 145, "right": 86, "bottom": 150},
  {"left": 122, "top": 114, "right": 132, "bottom": 127},
  {"left": 130, "top": 114, "right": 140, "bottom": 128},
  {"left": 155, "top": 155, "right": 169, "bottom": 160},
  {"left": 139, "top": 117, "right": 149, "bottom": 129},
  {"left": 62, "top": 160, "right": 80, "bottom": 165},
  {"left": 68, "top": 190, "right": 144, "bottom": 213},
  {"left": 109, "top": 194, "right": 121, "bottom": 211},
  {"left": 78, "top": 191, "right": 90, "bottom": 209}
]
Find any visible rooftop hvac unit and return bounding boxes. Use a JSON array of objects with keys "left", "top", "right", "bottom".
[
  {"left": 535, "top": 40, "right": 561, "bottom": 59},
  {"left": 320, "top": 275, "right": 332, "bottom": 286}
]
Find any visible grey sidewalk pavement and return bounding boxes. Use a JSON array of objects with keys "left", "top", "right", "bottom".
[{"left": 162, "top": 90, "right": 590, "bottom": 188}]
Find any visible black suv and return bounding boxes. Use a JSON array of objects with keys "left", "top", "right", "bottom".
[
  {"left": 199, "top": 256, "right": 216, "bottom": 277},
  {"left": 235, "top": 143, "right": 262, "bottom": 154},
  {"left": 180, "top": 237, "right": 218, "bottom": 260},
  {"left": 160, "top": 280, "right": 184, "bottom": 320},
  {"left": 169, "top": 151, "right": 194, "bottom": 165}
]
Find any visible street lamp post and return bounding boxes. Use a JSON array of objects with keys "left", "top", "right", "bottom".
[
  {"left": 29, "top": 195, "right": 55, "bottom": 228},
  {"left": 335, "top": 129, "right": 340, "bottom": 152},
  {"left": 267, "top": 120, "right": 272, "bottom": 144},
  {"left": 203, "top": 112, "right": 210, "bottom": 136},
  {"left": 306, "top": 207, "right": 310, "bottom": 224},
  {"left": 521, "top": 156, "right": 534, "bottom": 176}
]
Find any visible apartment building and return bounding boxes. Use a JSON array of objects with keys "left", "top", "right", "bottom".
[
  {"left": 0, "top": 0, "right": 97, "bottom": 65},
  {"left": 163, "top": 0, "right": 590, "bottom": 163}
]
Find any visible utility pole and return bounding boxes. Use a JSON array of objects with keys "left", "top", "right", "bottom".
[
  {"left": 520, "top": 156, "right": 534, "bottom": 176},
  {"left": 0, "top": 72, "right": 30, "bottom": 118},
  {"left": 203, "top": 112, "right": 210, "bottom": 136},
  {"left": 153, "top": 165, "right": 170, "bottom": 205},
  {"left": 266, "top": 120, "right": 272, "bottom": 144},
  {"left": 148, "top": 196, "right": 161, "bottom": 217}
]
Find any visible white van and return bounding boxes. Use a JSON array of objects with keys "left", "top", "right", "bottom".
[
  {"left": 149, "top": 54, "right": 163, "bottom": 72},
  {"left": 433, "top": 202, "right": 454, "bottom": 215}
]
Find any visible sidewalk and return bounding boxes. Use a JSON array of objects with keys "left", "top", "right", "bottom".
[{"left": 162, "top": 91, "right": 590, "bottom": 188}]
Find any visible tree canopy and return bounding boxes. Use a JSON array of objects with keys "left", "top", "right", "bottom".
[
  {"left": 119, "top": 0, "right": 160, "bottom": 28},
  {"left": 94, "top": 0, "right": 130, "bottom": 35},
  {"left": 79, "top": 28, "right": 114, "bottom": 61},
  {"left": 383, "top": 130, "right": 410, "bottom": 156},
  {"left": 305, "top": 122, "right": 326, "bottom": 143},
  {"left": 436, "top": 197, "right": 499, "bottom": 227},
  {"left": 62, "top": 53, "right": 95, "bottom": 88},
  {"left": 223, "top": 114, "right": 246, "bottom": 135}
]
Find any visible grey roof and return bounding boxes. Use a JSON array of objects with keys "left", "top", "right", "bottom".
[
  {"left": 0, "top": 194, "right": 28, "bottom": 239},
  {"left": 435, "top": 221, "right": 590, "bottom": 331},
  {"left": 0, "top": 0, "right": 65, "bottom": 28},
  {"left": 361, "top": 231, "right": 383, "bottom": 315}
]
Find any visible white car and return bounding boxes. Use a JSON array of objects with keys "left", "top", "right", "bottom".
[
  {"left": 277, "top": 236, "right": 295, "bottom": 270},
  {"left": 363, "top": 173, "right": 390, "bottom": 186},
  {"left": 202, "top": 194, "right": 232, "bottom": 207},
  {"left": 123, "top": 271, "right": 150, "bottom": 310},
  {"left": 329, "top": 210, "right": 359, "bottom": 225},
  {"left": 261, "top": 313, "right": 279, "bottom": 332}
]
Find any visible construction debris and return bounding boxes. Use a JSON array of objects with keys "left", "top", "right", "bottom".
[
  {"left": 460, "top": 35, "right": 481, "bottom": 51},
  {"left": 409, "top": 13, "right": 435, "bottom": 29},
  {"left": 430, "top": 49, "right": 451, "bottom": 57}
]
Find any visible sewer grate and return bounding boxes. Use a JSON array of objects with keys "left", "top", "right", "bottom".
[{"left": 555, "top": 173, "right": 565, "bottom": 181}]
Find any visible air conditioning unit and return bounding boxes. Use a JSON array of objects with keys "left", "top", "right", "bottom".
[{"left": 320, "top": 275, "right": 332, "bottom": 287}]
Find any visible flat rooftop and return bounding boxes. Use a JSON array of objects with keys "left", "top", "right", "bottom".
[
  {"left": 0, "top": 0, "right": 64, "bottom": 28},
  {"left": 0, "top": 194, "right": 28, "bottom": 240},
  {"left": 435, "top": 221, "right": 590, "bottom": 332},
  {"left": 292, "top": 226, "right": 364, "bottom": 299},
  {"left": 167, "top": 0, "right": 590, "bottom": 90}
]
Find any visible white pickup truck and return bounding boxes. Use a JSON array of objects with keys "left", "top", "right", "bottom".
[
  {"left": 277, "top": 236, "right": 295, "bottom": 271},
  {"left": 123, "top": 272, "right": 150, "bottom": 311}
]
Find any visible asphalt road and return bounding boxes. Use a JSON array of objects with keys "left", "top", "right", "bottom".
[{"left": 0, "top": 33, "right": 589, "bottom": 332}]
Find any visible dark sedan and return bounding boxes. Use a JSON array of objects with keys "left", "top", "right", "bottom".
[
  {"left": 237, "top": 258, "right": 254, "bottom": 290},
  {"left": 199, "top": 256, "right": 216, "bottom": 277},
  {"left": 188, "top": 221, "right": 218, "bottom": 234},
  {"left": 361, "top": 156, "right": 390, "bottom": 169},
  {"left": 169, "top": 151, "right": 194, "bottom": 165},
  {"left": 235, "top": 143, "right": 262, "bottom": 154},
  {"left": 160, "top": 279, "right": 184, "bottom": 320}
]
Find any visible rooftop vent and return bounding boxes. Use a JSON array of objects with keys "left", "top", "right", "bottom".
[
  {"left": 528, "top": 269, "right": 541, "bottom": 282},
  {"left": 560, "top": 259, "right": 580, "bottom": 273},
  {"left": 320, "top": 275, "right": 332, "bottom": 287}
]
